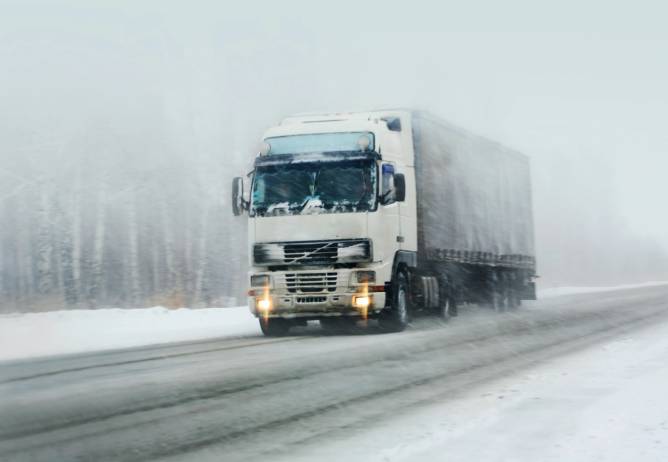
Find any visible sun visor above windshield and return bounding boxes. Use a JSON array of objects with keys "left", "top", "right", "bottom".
[
  {"left": 254, "top": 151, "right": 381, "bottom": 167},
  {"left": 262, "top": 132, "right": 376, "bottom": 156}
]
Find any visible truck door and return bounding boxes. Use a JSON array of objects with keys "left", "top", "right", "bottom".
[{"left": 368, "top": 163, "right": 402, "bottom": 264}]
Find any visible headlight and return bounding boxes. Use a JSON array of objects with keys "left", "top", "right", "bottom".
[
  {"left": 250, "top": 274, "right": 271, "bottom": 287},
  {"left": 353, "top": 295, "right": 372, "bottom": 309},
  {"left": 352, "top": 271, "right": 375, "bottom": 284},
  {"left": 256, "top": 297, "right": 272, "bottom": 311}
]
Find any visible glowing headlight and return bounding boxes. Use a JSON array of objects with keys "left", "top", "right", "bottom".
[
  {"left": 353, "top": 295, "right": 371, "bottom": 309},
  {"left": 256, "top": 297, "right": 272, "bottom": 311},
  {"left": 250, "top": 274, "right": 271, "bottom": 287}
]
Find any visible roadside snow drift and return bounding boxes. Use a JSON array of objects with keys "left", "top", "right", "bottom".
[
  {"left": 2, "top": 281, "right": 667, "bottom": 363},
  {"left": 0, "top": 306, "right": 259, "bottom": 362},
  {"left": 538, "top": 281, "right": 668, "bottom": 298}
]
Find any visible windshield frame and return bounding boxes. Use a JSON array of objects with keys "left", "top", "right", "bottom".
[{"left": 249, "top": 155, "right": 379, "bottom": 217}]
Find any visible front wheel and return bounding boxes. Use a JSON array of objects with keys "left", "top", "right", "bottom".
[
  {"left": 259, "top": 317, "right": 291, "bottom": 337},
  {"left": 379, "top": 271, "right": 410, "bottom": 333}
]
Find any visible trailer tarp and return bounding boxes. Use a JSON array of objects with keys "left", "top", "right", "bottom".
[{"left": 413, "top": 112, "right": 535, "bottom": 270}]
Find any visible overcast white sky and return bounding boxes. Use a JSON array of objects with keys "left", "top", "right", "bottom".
[{"left": 2, "top": 0, "right": 667, "bottom": 283}]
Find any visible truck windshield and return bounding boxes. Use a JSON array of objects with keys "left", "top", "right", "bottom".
[{"left": 251, "top": 159, "right": 376, "bottom": 216}]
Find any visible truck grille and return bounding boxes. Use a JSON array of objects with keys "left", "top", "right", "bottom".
[
  {"left": 254, "top": 239, "right": 371, "bottom": 266},
  {"left": 296, "top": 295, "right": 327, "bottom": 304},
  {"left": 285, "top": 272, "right": 337, "bottom": 293}
]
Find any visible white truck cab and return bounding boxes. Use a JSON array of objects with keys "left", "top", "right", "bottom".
[{"left": 233, "top": 110, "right": 417, "bottom": 334}]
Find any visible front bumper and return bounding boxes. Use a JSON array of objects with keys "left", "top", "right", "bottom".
[{"left": 248, "top": 290, "right": 386, "bottom": 319}]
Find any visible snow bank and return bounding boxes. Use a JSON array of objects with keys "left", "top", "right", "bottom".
[
  {"left": 0, "top": 306, "right": 260, "bottom": 362},
  {"left": 538, "top": 280, "right": 668, "bottom": 298}
]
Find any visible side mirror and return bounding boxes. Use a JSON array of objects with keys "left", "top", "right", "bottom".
[
  {"left": 394, "top": 173, "right": 406, "bottom": 202},
  {"left": 232, "top": 177, "right": 246, "bottom": 216}
]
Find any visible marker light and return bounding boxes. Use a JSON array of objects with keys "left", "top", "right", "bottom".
[
  {"left": 260, "top": 142, "right": 271, "bottom": 155},
  {"left": 357, "top": 135, "right": 371, "bottom": 151}
]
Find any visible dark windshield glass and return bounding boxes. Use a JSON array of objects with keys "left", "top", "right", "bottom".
[{"left": 251, "top": 160, "right": 376, "bottom": 216}]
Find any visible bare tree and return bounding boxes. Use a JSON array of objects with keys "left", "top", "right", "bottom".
[
  {"left": 88, "top": 182, "right": 107, "bottom": 306},
  {"left": 126, "top": 194, "right": 141, "bottom": 305},
  {"left": 36, "top": 182, "right": 54, "bottom": 296}
]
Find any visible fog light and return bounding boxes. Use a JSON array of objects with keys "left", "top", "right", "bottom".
[
  {"left": 353, "top": 295, "right": 371, "bottom": 309},
  {"left": 257, "top": 297, "right": 272, "bottom": 311}
]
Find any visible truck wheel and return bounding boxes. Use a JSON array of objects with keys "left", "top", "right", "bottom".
[
  {"left": 438, "top": 295, "right": 451, "bottom": 321},
  {"left": 259, "top": 317, "right": 291, "bottom": 337},
  {"left": 491, "top": 289, "right": 505, "bottom": 313},
  {"left": 507, "top": 287, "right": 520, "bottom": 310},
  {"left": 439, "top": 293, "right": 458, "bottom": 320},
  {"left": 379, "top": 271, "right": 410, "bottom": 332}
]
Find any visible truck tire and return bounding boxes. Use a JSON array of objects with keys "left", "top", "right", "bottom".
[
  {"left": 506, "top": 286, "right": 520, "bottom": 310},
  {"left": 379, "top": 271, "right": 410, "bottom": 333},
  {"left": 492, "top": 289, "right": 505, "bottom": 313},
  {"left": 259, "top": 317, "right": 291, "bottom": 337},
  {"left": 439, "top": 292, "right": 458, "bottom": 320}
]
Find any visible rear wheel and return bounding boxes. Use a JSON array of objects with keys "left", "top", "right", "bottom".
[
  {"left": 490, "top": 288, "right": 505, "bottom": 312},
  {"left": 379, "top": 271, "right": 410, "bottom": 333},
  {"left": 506, "top": 286, "right": 521, "bottom": 310},
  {"left": 439, "top": 292, "right": 458, "bottom": 320},
  {"left": 489, "top": 274, "right": 506, "bottom": 313},
  {"left": 259, "top": 317, "right": 291, "bottom": 337}
]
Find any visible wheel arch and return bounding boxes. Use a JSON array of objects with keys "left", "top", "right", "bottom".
[
  {"left": 391, "top": 250, "right": 417, "bottom": 277},
  {"left": 386, "top": 250, "right": 418, "bottom": 308}
]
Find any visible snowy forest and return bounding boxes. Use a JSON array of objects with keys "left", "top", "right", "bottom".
[
  {"left": 2, "top": 3, "right": 668, "bottom": 313},
  {"left": 0, "top": 129, "right": 248, "bottom": 312},
  {"left": 3, "top": 116, "right": 667, "bottom": 314}
]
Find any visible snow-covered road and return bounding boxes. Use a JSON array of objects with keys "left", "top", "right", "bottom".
[
  {"left": 1, "top": 284, "right": 667, "bottom": 461},
  {"left": 296, "top": 294, "right": 668, "bottom": 462}
]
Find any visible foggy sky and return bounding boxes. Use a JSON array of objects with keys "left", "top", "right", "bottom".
[{"left": 2, "top": 0, "right": 667, "bottom": 287}]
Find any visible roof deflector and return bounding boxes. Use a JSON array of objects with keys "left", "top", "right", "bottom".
[{"left": 382, "top": 117, "right": 402, "bottom": 132}]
